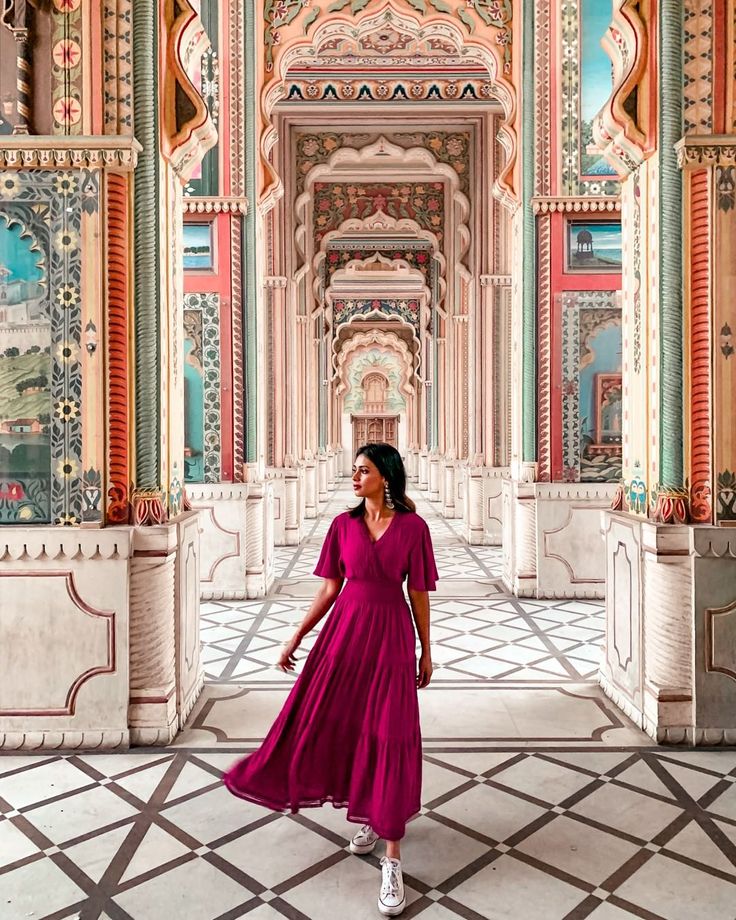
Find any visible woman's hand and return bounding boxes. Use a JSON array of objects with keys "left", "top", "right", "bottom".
[
  {"left": 278, "top": 633, "right": 302, "bottom": 672},
  {"left": 417, "top": 650, "right": 433, "bottom": 689}
]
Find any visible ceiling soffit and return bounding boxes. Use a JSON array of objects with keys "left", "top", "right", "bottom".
[
  {"left": 259, "top": 1, "right": 517, "bottom": 209},
  {"left": 295, "top": 135, "right": 468, "bottom": 282}
]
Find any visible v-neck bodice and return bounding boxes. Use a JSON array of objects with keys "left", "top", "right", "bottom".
[
  {"left": 313, "top": 510, "right": 439, "bottom": 590},
  {"left": 361, "top": 512, "right": 396, "bottom": 545}
]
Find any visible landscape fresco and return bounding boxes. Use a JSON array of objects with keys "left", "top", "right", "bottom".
[
  {"left": 579, "top": 0, "right": 617, "bottom": 178},
  {"left": 183, "top": 221, "right": 214, "bottom": 270},
  {"left": 0, "top": 218, "right": 51, "bottom": 522}
]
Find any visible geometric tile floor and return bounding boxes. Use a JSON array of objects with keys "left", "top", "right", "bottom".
[{"left": 2, "top": 487, "right": 736, "bottom": 919}]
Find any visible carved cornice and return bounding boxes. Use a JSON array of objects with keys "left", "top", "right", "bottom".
[
  {"left": 676, "top": 135, "right": 736, "bottom": 169},
  {"left": 532, "top": 196, "right": 621, "bottom": 214},
  {"left": 183, "top": 196, "right": 249, "bottom": 214},
  {"left": 0, "top": 137, "right": 142, "bottom": 171},
  {"left": 0, "top": 531, "right": 132, "bottom": 561},
  {"left": 186, "top": 483, "right": 251, "bottom": 501}
]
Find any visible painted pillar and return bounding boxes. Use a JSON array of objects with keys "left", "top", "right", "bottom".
[
  {"left": 521, "top": 0, "right": 537, "bottom": 466},
  {"left": 132, "top": 0, "right": 162, "bottom": 513},
  {"left": 244, "top": 0, "right": 258, "bottom": 467},
  {"left": 653, "top": 0, "right": 686, "bottom": 517}
]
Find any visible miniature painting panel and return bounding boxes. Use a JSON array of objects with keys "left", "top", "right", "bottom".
[
  {"left": 0, "top": 217, "right": 51, "bottom": 522},
  {"left": 183, "top": 221, "right": 214, "bottom": 271},
  {"left": 566, "top": 221, "right": 622, "bottom": 273}
]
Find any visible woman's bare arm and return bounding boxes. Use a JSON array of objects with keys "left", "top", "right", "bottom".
[
  {"left": 278, "top": 577, "right": 343, "bottom": 671},
  {"left": 408, "top": 588, "right": 433, "bottom": 688},
  {"left": 295, "top": 577, "right": 343, "bottom": 639}
]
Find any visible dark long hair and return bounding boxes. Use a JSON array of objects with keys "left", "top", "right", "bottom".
[{"left": 349, "top": 442, "right": 416, "bottom": 516}]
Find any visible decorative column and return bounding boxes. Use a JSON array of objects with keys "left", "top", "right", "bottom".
[
  {"left": 652, "top": 0, "right": 687, "bottom": 521},
  {"left": 465, "top": 273, "right": 511, "bottom": 546},
  {"left": 131, "top": 0, "right": 165, "bottom": 523},
  {"left": 502, "top": 0, "right": 539, "bottom": 586},
  {"left": 6, "top": 2, "right": 32, "bottom": 134}
]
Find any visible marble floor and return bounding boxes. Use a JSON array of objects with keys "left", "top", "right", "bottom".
[{"left": 2, "top": 487, "right": 736, "bottom": 920}]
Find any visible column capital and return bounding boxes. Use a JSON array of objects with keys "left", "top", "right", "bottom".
[{"left": 676, "top": 135, "right": 736, "bottom": 170}]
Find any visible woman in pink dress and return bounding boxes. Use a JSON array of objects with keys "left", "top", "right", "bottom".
[{"left": 224, "top": 442, "right": 438, "bottom": 917}]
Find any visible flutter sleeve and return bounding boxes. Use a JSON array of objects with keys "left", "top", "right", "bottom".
[
  {"left": 407, "top": 517, "right": 439, "bottom": 591},
  {"left": 313, "top": 516, "right": 344, "bottom": 579}
]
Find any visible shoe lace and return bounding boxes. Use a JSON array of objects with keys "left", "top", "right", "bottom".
[
  {"left": 359, "top": 824, "right": 373, "bottom": 837},
  {"left": 381, "top": 858, "right": 401, "bottom": 896}
]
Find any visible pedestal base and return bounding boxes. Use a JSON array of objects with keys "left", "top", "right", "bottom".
[
  {"left": 266, "top": 468, "right": 303, "bottom": 547},
  {"left": 0, "top": 515, "right": 203, "bottom": 749},
  {"left": 187, "top": 484, "right": 249, "bottom": 600},
  {"left": 463, "top": 466, "right": 508, "bottom": 545},
  {"left": 502, "top": 481, "right": 616, "bottom": 598},
  {"left": 599, "top": 514, "right": 736, "bottom": 745}
]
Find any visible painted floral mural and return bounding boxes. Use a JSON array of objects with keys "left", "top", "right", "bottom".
[
  {"left": 313, "top": 181, "right": 445, "bottom": 245},
  {"left": 324, "top": 245, "right": 433, "bottom": 288}
]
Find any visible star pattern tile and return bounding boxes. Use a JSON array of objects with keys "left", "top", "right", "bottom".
[{"left": 2, "top": 486, "right": 736, "bottom": 919}]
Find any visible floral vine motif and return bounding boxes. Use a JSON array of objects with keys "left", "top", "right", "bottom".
[
  {"left": 265, "top": 0, "right": 311, "bottom": 71},
  {"left": 459, "top": 0, "right": 512, "bottom": 73},
  {"left": 720, "top": 323, "right": 734, "bottom": 359}
]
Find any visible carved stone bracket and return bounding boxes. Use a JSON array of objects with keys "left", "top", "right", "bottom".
[
  {"left": 0, "top": 137, "right": 142, "bottom": 170},
  {"left": 675, "top": 135, "right": 736, "bottom": 169}
]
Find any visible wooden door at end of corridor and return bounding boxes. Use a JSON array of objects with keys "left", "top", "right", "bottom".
[{"left": 352, "top": 415, "right": 399, "bottom": 453}]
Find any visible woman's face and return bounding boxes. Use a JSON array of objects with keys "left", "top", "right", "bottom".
[{"left": 352, "top": 454, "right": 385, "bottom": 501}]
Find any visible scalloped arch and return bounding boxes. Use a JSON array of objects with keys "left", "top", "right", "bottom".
[
  {"left": 0, "top": 209, "right": 48, "bottom": 290},
  {"left": 335, "top": 329, "right": 415, "bottom": 400}
]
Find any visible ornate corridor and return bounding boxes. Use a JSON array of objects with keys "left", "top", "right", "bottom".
[
  {"left": 2, "top": 0, "right": 736, "bottom": 915},
  {"left": 2, "top": 489, "right": 736, "bottom": 919}
]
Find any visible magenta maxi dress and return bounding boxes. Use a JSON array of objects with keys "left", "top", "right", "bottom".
[{"left": 223, "top": 509, "right": 439, "bottom": 840}]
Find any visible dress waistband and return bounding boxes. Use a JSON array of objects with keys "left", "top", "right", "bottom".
[{"left": 342, "top": 579, "right": 405, "bottom": 600}]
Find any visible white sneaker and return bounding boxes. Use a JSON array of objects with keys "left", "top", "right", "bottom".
[
  {"left": 378, "top": 856, "right": 405, "bottom": 916},
  {"left": 349, "top": 823, "right": 379, "bottom": 854}
]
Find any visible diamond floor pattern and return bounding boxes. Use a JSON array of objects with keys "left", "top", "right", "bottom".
[{"left": 2, "top": 485, "right": 735, "bottom": 919}]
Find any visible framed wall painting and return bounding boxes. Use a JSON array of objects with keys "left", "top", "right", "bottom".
[
  {"left": 565, "top": 220, "right": 622, "bottom": 273},
  {"left": 183, "top": 221, "right": 215, "bottom": 271}
]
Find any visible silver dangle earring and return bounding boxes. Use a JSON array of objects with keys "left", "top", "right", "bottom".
[{"left": 384, "top": 481, "right": 395, "bottom": 509}]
